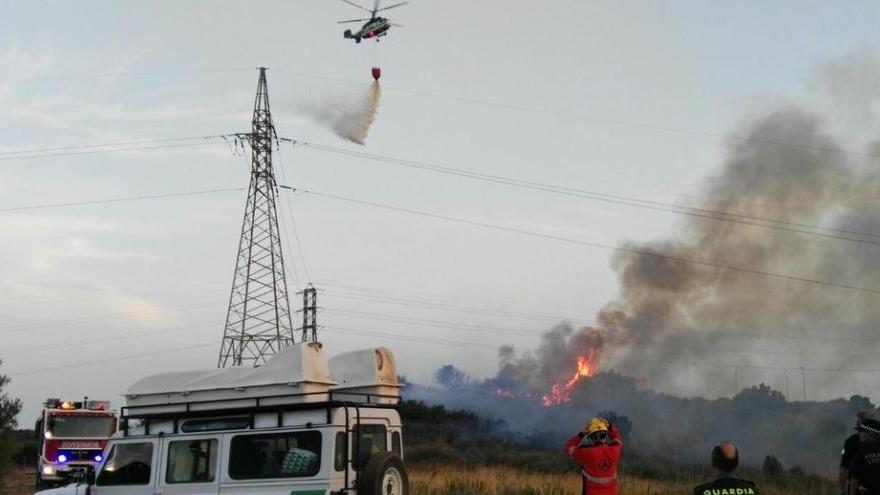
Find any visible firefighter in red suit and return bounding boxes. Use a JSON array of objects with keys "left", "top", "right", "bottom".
[{"left": 564, "top": 417, "right": 623, "bottom": 495}]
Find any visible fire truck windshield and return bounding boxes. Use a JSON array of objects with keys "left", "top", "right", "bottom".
[{"left": 49, "top": 415, "right": 116, "bottom": 438}]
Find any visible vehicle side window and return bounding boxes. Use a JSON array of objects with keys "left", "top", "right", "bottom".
[
  {"left": 391, "top": 431, "right": 401, "bottom": 456},
  {"left": 96, "top": 443, "right": 154, "bottom": 486},
  {"left": 228, "top": 431, "right": 321, "bottom": 479},
  {"left": 334, "top": 432, "right": 347, "bottom": 471},
  {"left": 181, "top": 418, "right": 249, "bottom": 433},
  {"left": 354, "top": 425, "right": 387, "bottom": 468},
  {"left": 166, "top": 439, "right": 218, "bottom": 483}
]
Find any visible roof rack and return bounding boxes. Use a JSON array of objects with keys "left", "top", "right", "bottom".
[{"left": 121, "top": 343, "right": 402, "bottom": 425}]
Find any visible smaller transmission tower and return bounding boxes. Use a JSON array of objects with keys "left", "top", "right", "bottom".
[
  {"left": 297, "top": 284, "right": 319, "bottom": 343},
  {"left": 218, "top": 68, "right": 295, "bottom": 368}
]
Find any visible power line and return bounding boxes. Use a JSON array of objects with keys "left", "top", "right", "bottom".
[
  {"left": 0, "top": 140, "right": 226, "bottom": 162},
  {"left": 0, "top": 187, "right": 245, "bottom": 213},
  {"left": 0, "top": 135, "right": 228, "bottom": 157},
  {"left": 7, "top": 66, "right": 879, "bottom": 162},
  {"left": 293, "top": 188, "right": 880, "bottom": 295},
  {"left": 9, "top": 341, "right": 217, "bottom": 377},
  {"left": 324, "top": 326, "right": 501, "bottom": 351},
  {"left": 283, "top": 327, "right": 880, "bottom": 373},
  {"left": 321, "top": 287, "right": 880, "bottom": 343},
  {"left": 0, "top": 301, "right": 222, "bottom": 334},
  {"left": 276, "top": 146, "right": 311, "bottom": 282},
  {"left": 323, "top": 308, "right": 880, "bottom": 360},
  {"left": 298, "top": 142, "right": 880, "bottom": 245},
  {"left": 8, "top": 323, "right": 880, "bottom": 379},
  {"left": 4, "top": 322, "right": 217, "bottom": 354},
  {"left": 324, "top": 308, "right": 544, "bottom": 337},
  {"left": 6, "top": 281, "right": 878, "bottom": 348},
  {"left": 0, "top": 67, "right": 252, "bottom": 84},
  {"left": 274, "top": 69, "right": 880, "bottom": 161},
  {"left": 321, "top": 288, "right": 593, "bottom": 324},
  {"left": 7, "top": 133, "right": 876, "bottom": 246}
]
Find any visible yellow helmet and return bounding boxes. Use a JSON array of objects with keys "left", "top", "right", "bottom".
[{"left": 586, "top": 417, "right": 609, "bottom": 435}]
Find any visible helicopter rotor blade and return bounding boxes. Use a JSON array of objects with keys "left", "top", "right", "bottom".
[
  {"left": 390, "top": 22, "right": 404, "bottom": 27},
  {"left": 340, "top": 0, "right": 372, "bottom": 13},
  {"left": 338, "top": 18, "right": 370, "bottom": 23},
  {"left": 373, "top": 0, "right": 380, "bottom": 15},
  {"left": 376, "top": 1, "right": 408, "bottom": 12}
]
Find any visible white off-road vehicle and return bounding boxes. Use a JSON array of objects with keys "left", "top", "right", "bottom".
[{"left": 40, "top": 343, "right": 408, "bottom": 495}]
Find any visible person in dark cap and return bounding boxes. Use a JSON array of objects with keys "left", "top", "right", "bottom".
[
  {"left": 843, "top": 411, "right": 876, "bottom": 495},
  {"left": 693, "top": 442, "right": 758, "bottom": 495},
  {"left": 850, "top": 418, "right": 880, "bottom": 495}
]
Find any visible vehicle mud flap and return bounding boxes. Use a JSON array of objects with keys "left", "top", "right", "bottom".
[{"left": 357, "top": 452, "right": 408, "bottom": 495}]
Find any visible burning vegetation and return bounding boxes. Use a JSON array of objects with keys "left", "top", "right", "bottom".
[{"left": 540, "top": 350, "right": 597, "bottom": 407}]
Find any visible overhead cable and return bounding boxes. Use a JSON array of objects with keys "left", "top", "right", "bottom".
[
  {"left": 0, "top": 187, "right": 245, "bottom": 213},
  {"left": 293, "top": 187, "right": 880, "bottom": 295},
  {"left": 298, "top": 142, "right": 880, "bottom": 244}
]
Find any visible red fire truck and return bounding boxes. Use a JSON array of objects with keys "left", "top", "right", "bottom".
[{"left": 35, "top": 398, "right": 118, "bottom": 489}]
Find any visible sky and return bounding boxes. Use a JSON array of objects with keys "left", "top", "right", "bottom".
[{"left": 3, "top": 0, "right": 880, "bottom": 424}]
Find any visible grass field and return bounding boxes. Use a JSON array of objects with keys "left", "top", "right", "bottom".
[
  {"left": 410, "top": 465, "right": 835, "bottom": 495},
  {"left": 1, "top": 466, "right": 836, "bottom": 495},
  {"left": 0, "top": 469, "right": 32, "bottom": 495}
]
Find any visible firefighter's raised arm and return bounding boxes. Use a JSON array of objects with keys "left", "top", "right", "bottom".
[{"left": 608, "top": 422, "right": 622, "bottom": 446}]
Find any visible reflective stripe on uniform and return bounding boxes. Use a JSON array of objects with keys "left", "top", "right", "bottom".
[{"left": 582, "top": 470, "right": 617, "bottom": 484}]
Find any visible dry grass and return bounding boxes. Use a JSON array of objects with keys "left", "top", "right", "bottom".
[
  {"left": 410, "top": 466, "right": 834, "bottom": 495},
  {"left": 0, "top": 466, "right": 833, "bottom": 495},
  {"left": 410, "top": 466, "right": 693, "bottom": 495},
  {"left": 0, "top": 469, "right": 33, "bottom": 495}
]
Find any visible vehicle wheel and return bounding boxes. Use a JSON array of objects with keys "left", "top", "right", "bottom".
[{"left": 358, "top": 452, "right": 408, "bottom": 495}]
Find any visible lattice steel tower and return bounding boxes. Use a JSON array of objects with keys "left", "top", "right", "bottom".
[{"left": 218, "top": 67, "right": 295, "bottom": 368}]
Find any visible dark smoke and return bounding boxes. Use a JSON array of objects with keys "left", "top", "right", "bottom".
[
  {"left": 412, "top": 52, "right": 880, "bottom": 474},
  {"left": 603, "top": 106, "right": 880, "bottom": 395},
  {"left": 487, "top": 106, "right": 880, "bottom": 399}
]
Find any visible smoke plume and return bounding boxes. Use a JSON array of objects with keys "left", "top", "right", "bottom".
[
  {"left": 408, "top": 51, "right": 880, "bottom": 473},
  {"left": 501, "top": 53, "right": 880, "bottom": 398},
  {"left": 301, "top": 81, "right": 381, "bottom": 145}
]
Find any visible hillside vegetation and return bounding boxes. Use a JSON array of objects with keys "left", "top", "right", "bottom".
[{"left": 400, "top": 401, "right": 835, "bottom": 495}]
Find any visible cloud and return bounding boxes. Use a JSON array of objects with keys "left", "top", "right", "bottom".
[{"left": 26, "top": 236, "right": 161, "bottom": 271}]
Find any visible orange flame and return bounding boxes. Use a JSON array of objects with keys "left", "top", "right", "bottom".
[
  {"left": 541, "top": 350, "right": 597, "bottom": 407},
  {"left": 494, "top": 388, "right": 516, "bottom": 399}
]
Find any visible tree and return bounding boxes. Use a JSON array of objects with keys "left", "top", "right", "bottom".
[
  {"left": 763, "top": 454, "right": 784, "bottom": 476},
  {"left": 0, "top": 361, "right": 21, "bottom": 433},
  {"left": 435, "top": 365, "right": 469, "bottom": 390},
  {"left": 0, "top": 359, "right": 23, "bottom": 480}
]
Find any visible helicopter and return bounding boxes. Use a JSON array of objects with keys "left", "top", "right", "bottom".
[{"left": 338, "top": 0, "right": 407, "bottom": 44}]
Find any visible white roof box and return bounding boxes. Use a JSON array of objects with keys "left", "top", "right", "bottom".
[
  {"left": 328, "top": 347, "right": 401, "bottom": 405},
  {"left": 125, "top": 342, "right": 334, "bottom": 415}
]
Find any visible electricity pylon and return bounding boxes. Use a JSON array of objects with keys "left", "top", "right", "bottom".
[{"left": 218, "top": 67, "right": 295, "bottom": 368}]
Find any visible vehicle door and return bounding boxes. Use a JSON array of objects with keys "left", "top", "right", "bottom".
[
  {"left": 220, "top": 429, "right": 327, "bottom": 495},
  {"left": 93, "top": 438, "right": 159, "bottom": 495},
  {"left": 157, "top": 435, "right": 221, "bottom": 495}
]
